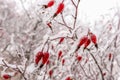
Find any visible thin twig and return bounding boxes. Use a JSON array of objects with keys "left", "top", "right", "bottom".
[
  {"left": 79, "top": 63, "right": 91, "bottom": 79},
  {"left": 61, "top": 13, "right": 72, "bottom": 30},
  {"left": 89, "top": 52, "right": 104, "bottom": 80},
  {"left": 17, "top": 67, "right": 27, "bottom": 80},
  {"left": 72, "top": 0, "right": 80, "bottom": 29},
  {"left": 20, "top": 0, "right": 31, "bottom": 19},
  {"left": 71, "top": 0, "right": 77, "bottom": 8},
  {"left": 2, "top": 60, "right": 27, "bottom": 80},
  {"left": 53, "top": 18, "right": 72, "bottom": 33}
]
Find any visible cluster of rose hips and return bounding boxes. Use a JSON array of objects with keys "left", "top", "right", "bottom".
[
  {"left": 42, "top": 0, "right": 65, "bottom": 31},
  {"left": 75, "top": 32, "right": 98, "bottom": 52},
  {"left": 34, "top": 0, "right": 100, "bottom": 79}
]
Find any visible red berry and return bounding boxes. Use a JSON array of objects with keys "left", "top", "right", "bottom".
[
  {"left": 44, "top": 0, "right": 55, "bottom": 8},
  {"left": 75, "top": 36, "right": 88, "bottom": 52},
  {"left": 49, "top": 69, "right": 53, "bottom": 78},
  {"left": 59, "top": 37, "right": 64, "bottom": 44},
  {"left": 89, "top": 32, "right": 98, "bottom": 48},
  {"left": 102, "top": 72, "right": 106, "bottom": 76},
  {"left": 42, "top": 52, "right": 49, "bottom": 64},
  {"left": 56, "top": 3, "right": 64, "bottom": 14},
  {"left": 3, "top": 74, "right": 11, "bottom": 79},
  {"left": 47, "top": 0, "right": 55, "bottom": 8},
  {"left": 109, "top": 53, "right": 112, "bottom": 61},
  {"left": 62, "top": 59, "right": 65, "bottom": 65},
  {"left": 58, "top": 50, "right": 62, "bottom": 60},
  {"left": 53, "top": 3, "right": 64, "bottom": 17},
  {"left": 78, "top": 36, "right": 88, "bottom": 47},
  {"left": 77, "top": 56, "right": 82, "bottom": 62},
  {"left": 65, "top": 76, "right": 71, "bottom": 80},
  {"left": 84, "top": 39, "right": 91, "bottom": 49},
  {"left": 40, "top": 52, "right": 49, "bottom": 68},
  {"left": 35, "top": 51, "right": 43, "bottom": 64}
]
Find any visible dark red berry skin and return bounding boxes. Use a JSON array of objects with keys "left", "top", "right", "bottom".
[
  {"left": 77, "top": 56, "right": 82, "bottom": 62},
  {"left": 53, "top": 3, "right": 64, "bottom": 17},
  {"left": 78, "top": 36, "right": 88, "bottom": 47},
  {"left": 83, "top": 39, "right": 91, "bottom": 50},
  {"left": 65, "top": 77, "right": 71, "bottom": 80},
  {"left": 58, "top": 50, "right": 62, "bottom": 60},
  {"left": 75, "top": 36, "right": 88, "bottom": 52},
  {"left": 49, "top": 69, "right": 53, "bottom": 78},
  {"left": 3, "top": 74, "right": 11, "bottom": 79},
  {"left": 59, "top": 37, "right": 64, "bottom": 44},
  {"left": 43, "top": 0, "right": 55, "bottom": 8},
  {"left": 35, "top": 51, "right": 43, "bottom": 64},
  {"left": 62, "top": 59, "right": 65, "bottom": 65},
  {"left": 47, "top": 0, "right": 54, "bottom": 7},
  {"left": 42, "top": 52, "right": 49, "bottom": 64},
  {"left": 40, "top": 52, "right": 49, "bottom": 68},
  {"left": 109, "top": 53, "right": 112, "bottom": 61},
  {"left": 89, "top": 32, "right": 98, "bottom": 48}
]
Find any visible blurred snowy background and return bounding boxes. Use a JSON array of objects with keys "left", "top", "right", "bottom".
[{"left": 0, "top": 0, "right": 120, "bottom": 80}]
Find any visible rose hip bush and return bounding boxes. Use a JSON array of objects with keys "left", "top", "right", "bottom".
[{"left": 0, "top": 0, "right": 120, "bottom": 80}]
